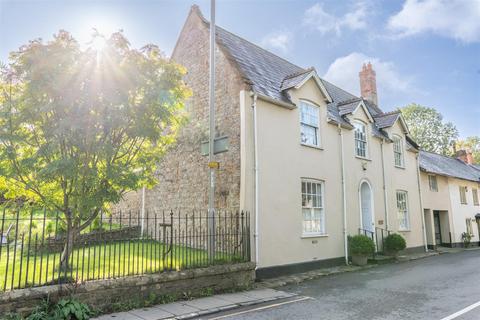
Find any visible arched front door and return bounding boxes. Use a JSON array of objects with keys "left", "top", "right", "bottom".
[{"left": 360, "top": 181, "right": 374, "bottom": 232}]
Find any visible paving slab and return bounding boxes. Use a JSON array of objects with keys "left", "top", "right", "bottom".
[
  {"left": 242, "top": 288, "right": 288, "bottom": 300},
  {"left": 215, "top": 292, "right": 257, "bottom": 304},
  {"left": 93, "top": 289, "right": 295, "bottom": 320},
  {"left": 183, "top": 296, "right": 235, "bottom": 310},
  {"left": 128, "top": 307, "right": 174, "bottom": 320},
  {"left": 94, "top": 312, "right": 143, "bottom": 320},
  {"left": 155, "top": 301, "right": 200, "bottom": 316}
]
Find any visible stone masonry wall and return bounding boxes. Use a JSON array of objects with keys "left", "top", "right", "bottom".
[
  {"left": 114, "top": 6, "right": 246, "bottom": 214},
  {"left": 0, "top": 262, "right": 256, "bottom": 315}
]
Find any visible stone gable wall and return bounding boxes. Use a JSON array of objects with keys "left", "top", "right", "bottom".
[{"left": 115, "top": 8, "right": 246, "bottom": 213}]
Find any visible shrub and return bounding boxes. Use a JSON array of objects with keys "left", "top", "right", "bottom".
[
  {"left": 384, "top": 233, "right": 406, "bottom": 253},
  {"left": 461, "top": 232, "right": 472, "bottom": 248},
  {"left": 349, "top": 235, "right": 375, "bottom": 256}
]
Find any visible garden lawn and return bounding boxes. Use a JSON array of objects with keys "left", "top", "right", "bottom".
[{"left": 0, "top": 239, "right": 241, "bottom": 291}]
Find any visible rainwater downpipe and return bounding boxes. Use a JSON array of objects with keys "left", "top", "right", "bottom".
[
  {"left": 416, "top": 153, "right": 428, "bottom": 252},
  {"left": 338, "top": 124, "right": 348, "bottom": 265},
  {"left": 380, "top": 140, "right": 389, "bottom": 230},
  {"left": 251, "top": 93, "right": 260, "bottom": 267}
]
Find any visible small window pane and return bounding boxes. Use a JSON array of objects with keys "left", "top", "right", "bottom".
[
  {"left": 396, "top": 191, "right": 409, "bottom": 231},
  {"left": 301, "top": 180, "right": 325, "bottom": 235},
  {"left": 429, "top": 175, "right": 438, "bottom": 192},
  {"left": 472, "top": 189, "right": 479, "bottom": 206},
  {"left": 393, "top": 137, "right": 404, "bottom": 167},
  {"left": 354, "top": 122, "right": 367, "bottom": 157},
  {"left": 300, "top": 102, "right": 319, "bottom": 146}
]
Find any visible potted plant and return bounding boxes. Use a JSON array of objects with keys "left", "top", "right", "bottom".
[
  {"left": 384, "top": 233, "right": 406, "bottom": 257},
  {"left": 349, "top": 235, "right": 375, "bottom": 266},
  {"left": 461, "top": 232, "right": 472, "bottom": 248}
]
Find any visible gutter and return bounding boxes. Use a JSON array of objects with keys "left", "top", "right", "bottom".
[
  {"left": 338, "top": 124, "right": 349, "bottom": 265},
  {"left": 251, "top": 92, "right": 260, "bottom": 268},
  {"left": 256, "top": 93, "right": 296, "bottom": 110}
]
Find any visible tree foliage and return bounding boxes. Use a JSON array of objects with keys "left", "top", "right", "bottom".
[
  {"left": 0, "top": 30, "right": 189, "bottom": 267},
  {"left": 400, "top": 103, "right": 458, "bottom": 155}
]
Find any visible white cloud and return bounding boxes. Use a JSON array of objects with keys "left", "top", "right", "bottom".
[
  {"left": 260, "top": 31, "right": 293, "bottom": 53},
  {"left": 303, "top": 2, "right": 369, "bottom": 36},
  {"left": 323, "top": 52, "right": 412, "bottom": 102},
  {"left": 388, "top": 0, "right": 480, "bottom": 43}
]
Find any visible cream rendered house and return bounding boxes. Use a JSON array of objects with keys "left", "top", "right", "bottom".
[
  {"left": 420, "top": 150, "right": 480, "bottom": 249},
  {"left": 118, "top": 6, "right": 428, "bottom": 278}
]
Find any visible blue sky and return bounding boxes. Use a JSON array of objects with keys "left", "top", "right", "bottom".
[{"left": 1, "top": 0, "right": 479, "bottom": 138}]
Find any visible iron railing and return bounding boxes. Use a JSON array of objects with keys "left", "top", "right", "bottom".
[
  {"left": 358, "top": 227, "right": 391, "bottom": 257},
  {"left": 0, "top": 208, "right": 250, "bottom": 292},
  {"left": 375, "top": 227, "right": 391, "bottom": 253}
]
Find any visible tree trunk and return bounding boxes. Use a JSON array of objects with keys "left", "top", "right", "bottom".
[{"left": 60, "top": 225, "right": 77, "bottom": 271}]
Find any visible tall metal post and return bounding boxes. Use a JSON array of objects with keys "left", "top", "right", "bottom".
[{"left": 207, "top": 0, "right": 216, "bottom": 260}]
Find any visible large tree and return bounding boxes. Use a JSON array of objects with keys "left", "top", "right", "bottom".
[
  {"left": 0, "top": 31, "right": 189, "bottom": 269},
  {"left": 400, "top": 103, "right": 458, "bottom": 155}
]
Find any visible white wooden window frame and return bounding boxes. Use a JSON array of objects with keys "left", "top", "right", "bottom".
[
  {"left": 459, "top": 186, "right": 468, "bottom": 205},
  {"left": 428, "top": 175, "right": 438, "bottom": 192},
  {"left": 473, "top": 188, "right": 479, "bottom": 206},
  {"left": 301, "top": 179, "right": 326, "bottom": 236},
  {"left": 354, "top": 121, "right": 368, "bottom": 158},
  {"left": 396, "top": 190, "right": 410, "bottom": 231},
  {"left": 300, "top": 101, "right": 320, "bottom": 147},
  {"left": 393, "top": 135, "right": 404, "bottom": 168},
  {"left": 466, "top": 218, "right": 473, "bottom": 235}
]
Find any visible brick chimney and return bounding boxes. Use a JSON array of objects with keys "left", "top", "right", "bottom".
[
  {"left": 457, "top": 149, "right": 474, "bottom": 164},
  {"left": 359, "top": 62, "right": 378, "bottom": 106}
]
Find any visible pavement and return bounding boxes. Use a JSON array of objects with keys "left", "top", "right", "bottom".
[{"left": 92, "top": 288, "right": 297, "bottom": 320}]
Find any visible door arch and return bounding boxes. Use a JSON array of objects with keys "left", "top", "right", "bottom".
[{"left": 359, "top": 180, "right": 375, "bottom": 232}]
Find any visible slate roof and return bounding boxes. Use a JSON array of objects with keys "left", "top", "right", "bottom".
[
  {"left": 419, "top": 151, "right": 480, "bottom": 182},
  {"left": 374, "top": 111, "right": 401, "bottom": 129},
  {"left": 338, "top": 98, "right": 363, "bottom": 116},
  {"left": 195, "top": 10, "right": 409, "bottom": 144},
  {"left": 280, "top": 69, "right": 314, "bottom": 91}
]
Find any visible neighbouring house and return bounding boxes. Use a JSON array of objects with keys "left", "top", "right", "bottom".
[
  {"left": 420, "top": 150, "right": 480, "bottom": 249},
  {"left": 116, "top": 5, "right": 428, "bottom": 277}
]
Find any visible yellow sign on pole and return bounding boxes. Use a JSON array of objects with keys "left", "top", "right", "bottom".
[{"left": 208, "top": 161, "right": 220, "bottom": 169}]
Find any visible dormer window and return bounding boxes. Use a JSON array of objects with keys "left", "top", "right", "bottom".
[
  {"left": 393, "top": 135, "right": 404, "bottom": 167},
  {"left": 354, "top": 121, "right": 367, "bottom": 158},
  {"left": 300, "top": 101, "right": 320, "bottom": 147}
]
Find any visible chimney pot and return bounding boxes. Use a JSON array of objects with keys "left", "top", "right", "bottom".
[{"left": 359, "top": 62, "right": 378, "bottom": 106}]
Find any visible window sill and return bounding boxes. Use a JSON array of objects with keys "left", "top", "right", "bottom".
[
  {"left": 301, "top": 143, "right": 324, "bottom": 150},
  {"left": 301, "top": 233, "right": 328, "bottom": 239},
  {"left": 395, "top": 165, "right": 405, "bottom": 169},
  {"left": 398, "top": 229, "right": 411, "bottom": 232},
  {"left": 355, "top": 156, "right": 371, "bottom": 161}
]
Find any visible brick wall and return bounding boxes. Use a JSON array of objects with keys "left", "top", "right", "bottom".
[{"left": 115, "top": 6, "right": 246, "bottom": 213}]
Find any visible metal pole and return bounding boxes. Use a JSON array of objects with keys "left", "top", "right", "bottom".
[{"left": 207, "top": 0, "right": 216, "bottom": 259}]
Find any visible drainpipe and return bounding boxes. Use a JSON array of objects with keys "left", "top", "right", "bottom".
[
  {"left": 380, "top": 140, "right": 389, "bottom": 230},
  {"left": 251, "top": 92, "right": 260, "bottom": 267},
  {"left": 338, "top": 124, "right": 349, "bottom": 265},
  {"left": 416, "top": 153, "right": 428, "bottom": 252}
]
